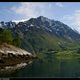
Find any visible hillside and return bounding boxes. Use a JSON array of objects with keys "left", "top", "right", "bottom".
[
  {"left": 0, "top": 16, "right": 80, "bottom": 54},
  {"left": 10, "top": 16, "right": 80, "bottom": 54}
]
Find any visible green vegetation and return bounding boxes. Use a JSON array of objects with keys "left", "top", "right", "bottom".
[
  {"left": 0, "top": 27, "right": 80, "bottom": 58},
  {"left": 20, "top": 27, "right": 80, "bottom": 55},
  {"left": 21, "top": 29, "right": 61, "bottom": 54},
  {"left": 36, "top": 50, "right": 80, "bottom": 62},
  {"left": 12, "top": 36, "right": 21, "bottom": 47},
  {"left": 0, "top": 28, "right": 21, "bottom": 47},
  {"left": 55, "top": 50, "right": 80, "bottom": 59},
  {"left": 1, "top": 29, "right": 13, "bottom": 44},
  {"left": 76, "top": 48, "right": 80, "bottom": 54}
]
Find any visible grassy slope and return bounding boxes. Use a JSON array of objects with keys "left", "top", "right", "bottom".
[
  {"left": 10, "top": 25, "right": 80, "bottom": 58},
  {"left": 20, "top": 27, "right": 80, "bottom": 55}
]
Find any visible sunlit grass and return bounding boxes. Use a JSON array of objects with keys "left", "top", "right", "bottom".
[{"left": 55, "top": 50, "right": 80, "bottom": 60}]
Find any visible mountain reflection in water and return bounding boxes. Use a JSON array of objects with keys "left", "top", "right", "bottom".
[{"left": 1, "top": 54, "right": 80, "bottom": 78}]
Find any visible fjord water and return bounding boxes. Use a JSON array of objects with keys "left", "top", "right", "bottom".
[
  {"left": 1, "top": 53, "right": 80, "bottom": 78},
  {"left": 6, "top": 54, "right": 80, "bottom": 78}
]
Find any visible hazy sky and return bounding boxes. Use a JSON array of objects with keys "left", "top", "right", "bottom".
[{"left": 0, "top": 2, "right": 80, "bottom": 32}]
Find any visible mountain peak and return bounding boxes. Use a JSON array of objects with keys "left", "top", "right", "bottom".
[
  {"left": 37, "top": 16, "right": 47, "bottom": 19},
  {"left": 37, "top": 16, "right": 52, "bottom": 22}
]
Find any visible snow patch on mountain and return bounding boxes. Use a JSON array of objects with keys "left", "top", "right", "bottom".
[
  {"left": 30, "top": 24, "right": 34, "bottom": 26},
  {"left": 12, "top": 19, "right": 28, "bottom": 24}
]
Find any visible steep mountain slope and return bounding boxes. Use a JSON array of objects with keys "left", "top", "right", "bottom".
[
  {"left": 8, "top": 16, "right": 80, "bottom": 54},
  {"left": 1, "top": 16, "right": 80, "bottom": 54}
]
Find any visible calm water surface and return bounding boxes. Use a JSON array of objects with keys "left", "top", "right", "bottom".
[{"left": 1, "top": 54, "right": 80, "bottom": 78}]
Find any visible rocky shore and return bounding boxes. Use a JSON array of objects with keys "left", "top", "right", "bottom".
[{"left": 0, "top": 43, "right": 37, "bottom": 71}]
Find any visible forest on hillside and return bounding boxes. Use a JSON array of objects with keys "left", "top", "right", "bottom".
[{"left": 0, "top": 28, "right": 21, "bottom": 47}]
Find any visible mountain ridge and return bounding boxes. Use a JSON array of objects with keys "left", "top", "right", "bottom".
[{"left": 0, "top": 16, "right": 80, "bottom": 54}]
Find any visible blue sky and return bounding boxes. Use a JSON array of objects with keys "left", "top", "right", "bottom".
[{"left": 0, "top": 2, "right": 80, "bottom": 33}]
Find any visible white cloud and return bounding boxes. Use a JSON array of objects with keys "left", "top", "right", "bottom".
[
  {"left": 72, "top": 10, "right": 80, "bottom": 33},
  {"left": 61, "top": 15, "right": 73, "bottom": 21},
  {"left": 12, "top": 19, "right": 28, "bottom": 24},
  {"left": 75, "top": 10, "right": 80, "bottom": 13},
  {"left": 74, "top": 10, "right": 80, "bottom": 26},
  {"left": 11, "top": 2, "right": 53, "bottom": 20},
  {"left": 60, "top": 10, "right": 80, "bottom": 33},
  {"left": 55, "top": 2, "right": 63, "bottom": 7}
]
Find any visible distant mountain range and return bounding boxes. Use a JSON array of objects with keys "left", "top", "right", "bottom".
[{"left": 0, "top": 16, "right": 80, "bottom": 54}]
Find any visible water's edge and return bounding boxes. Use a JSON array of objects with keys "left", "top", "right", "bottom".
[{"left": 0, "top": 60, "right": 33, "bottom": 75}]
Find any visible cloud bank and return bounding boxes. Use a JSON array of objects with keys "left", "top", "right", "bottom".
[
  {"left": 55, "top": 2, "right": 64, "bottom": 7},
  {"left": 11, "top": 2, "right": 54, "bottom": 20},
  {"left": 60, "top": 10, "right": 80, "bottom": 33}
]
